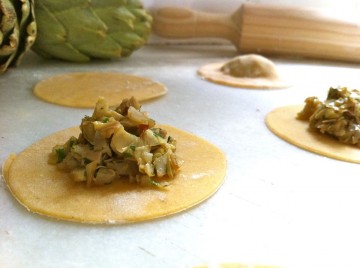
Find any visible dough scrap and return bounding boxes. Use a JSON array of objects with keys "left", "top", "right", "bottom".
[
  {"left": 265, "top": 105, "right": 360, "bottom": 163},
  {"left": 33, "top": 72, "right": 167, "bottom": 108},
  {"left": 3, "top": 126, "right": 226, "bottom": 224},
  {"left": 198, "top": 54, "right": 290, "bottom": 89}
]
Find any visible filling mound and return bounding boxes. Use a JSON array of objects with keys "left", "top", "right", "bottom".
[{"left": 49, "top": 97, "right": 183, "bottom": 187}]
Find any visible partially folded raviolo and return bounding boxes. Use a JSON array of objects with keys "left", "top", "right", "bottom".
[{"left": 197, "top": 54, "right": 290, "bottom": 89}]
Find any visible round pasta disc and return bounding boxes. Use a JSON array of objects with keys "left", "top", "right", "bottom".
[
  {"left": 3, "top": 125, "right": 226, "bottom": 224},
  {"left": 33, "top": 72, "right": 167, "bottom": 108},
  {"left": 265, "top": 105, "right": 360, "bottom": 163},
  {"left": 197, "top": 62, "right": 290, "bottom": 89}
]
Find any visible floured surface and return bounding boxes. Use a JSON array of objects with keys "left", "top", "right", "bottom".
[
  {"left": 265, "top": 105, "right": 360, "bottom": 163},
  {"left": 33, "top": 72, "right": 168, "bottom": 108},
  {"left": 4, "top": 44, "right": 360, "bottom": 268},
  {"left": 3, "top": 125, "right": 226, "bottom": 224},
  {"left": 194, "top": 263, "right": 283, "bottom": 268}
]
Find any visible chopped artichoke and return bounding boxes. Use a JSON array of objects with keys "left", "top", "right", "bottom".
[
  {"left": 110, "top": 125, "right": 141, "bottom": 154},
  {"left": 127, "top": 106, "right": 151, "bottom": 125},
  {"left": 86, "top": 161, "right": 98, "bottom": 186},
  {"left": 298, "top": 86, "right": 360, "bottom": 146},
  {"left": 49, "top": 97, "right": 182, "bottom": 187},
  {"left": 153, "top": 153, "right": 168, "bottom": 177},
  {"left": 70, "top": 168, "right": 86, "bottom": 182},
  {"left": 94, "top": 167, "right": 116, "bottom": 185},
  {"left": 220, "top": 54, "right": 279, "bottom": 79},
  {"left": 143, "top": 129, "right": 166, "bottom": 147},
  {"left": 92, "top": 97, "right": 123, "bottom": 121}
]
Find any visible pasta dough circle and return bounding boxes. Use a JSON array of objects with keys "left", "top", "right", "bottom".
[
  {"left": 4, "top": 126, "right": 226, "bottom": 224},
  {"left": 33, "top": 72, "right": 167, "bottom": 108},
  {"left": 266, "top": 105, "right": 360, "bottom": 163}
]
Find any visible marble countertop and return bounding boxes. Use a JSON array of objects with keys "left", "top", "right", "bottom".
[{"left": 1, "top": 44, "right": 360, "bottom": 268}]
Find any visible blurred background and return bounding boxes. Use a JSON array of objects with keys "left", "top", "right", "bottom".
[
  {"left": 143, "top": 0, "right": 360, "bottom": 47},
  {"left": 142, "top": 0, "right": 360, "bottom": 13}
]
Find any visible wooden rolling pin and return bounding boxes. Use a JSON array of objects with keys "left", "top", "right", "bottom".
[{"left": 152, "top": 3, "right": 360, "bottom": 62}]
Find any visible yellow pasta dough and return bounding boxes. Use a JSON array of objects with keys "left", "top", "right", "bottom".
[
  {"left": 266, "top": 105, "right": 360, "bottom": 163},
  {"left": 3, "top": 125, "right": 226, "bottom": 224},
  {"left": 33, "top": 72, "right": 167, "bottom": 108}
]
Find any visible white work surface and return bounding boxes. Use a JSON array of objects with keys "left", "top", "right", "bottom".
[{"left": 1, "top": 45, "right": 360, "bottom": 268}]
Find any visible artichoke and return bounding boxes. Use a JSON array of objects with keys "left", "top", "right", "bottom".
[
  {"left": 31, "top": 0, "right": 152, "bottom": 62},
  {"left": 0, "top": 0, "right": 36, "bottom": 73}
]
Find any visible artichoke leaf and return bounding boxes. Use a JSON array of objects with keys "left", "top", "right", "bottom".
[
  {"left": 97, "top": 6, "right": 136, "bottom": 29},
  {"left": 0, "top": 0, "right": 35, "bottom": 73},
  {"left": 13, "top": 0, "right": 36, "bottom": 67},
  {"left": 127, "top": 0, "right": 144, "bottom": 8},
  {"left": 0, "top": 27, "right": 19, "bottom": 72},
  {"left": 55, "top": 8, "right": 108, "bottom": 41},
  {"left": 133, "top": 21, "right": 152, "bottom": 37},
  {"left": 130, "top": 8, "right": 153, "bottom": 28},
  {"left": 91, "top": 0, "right": 127, "bottom": 7},
  {"left": 33, "top": 1, "right": 122, "bottom": 61},
  {"left": 33, "top": 43, "right": 90, "bottom": 62},
  {"left": 130, "top": 8, "right": 151, "bottom": 19},
  {"left": 111, "top": 32, "right": 143, "bottom": 50},
  {"left": 32, "top": 0, "right": 152, "bottom": 61},
  {"left": 77, "top": 40, "right": 123, "bottom": 60},
  {"left": 35, "top": 0, "right": 93, "bottom": 12},
  {"left": 1, "top": 0, "right": 17, "bottom": 34},
  {"left": 0, "top": 0, "right": 34, "bottom": 72},
  {"left": 17, "top": 0, "right": 31, "bottom": 26},
  {"left": 24, "top": 21, "right": 36, "bottom": 44},
  {"left": 31, "top": 2, "right": 66, "bottom": 42},
  {"left": 0, "top": 32, "right": 18, "bottom": 56},
  {"left": 57, "top": 8, "right": 123, "bottom": 59},
  {"left": 31, "top": 1, "right": 90, "bottom": 61}
]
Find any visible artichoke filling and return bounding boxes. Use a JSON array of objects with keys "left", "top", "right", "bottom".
[
  {"left": 49, "top": 97, "right": 183, "bottom": 187},
  {"left": 297, "top": 86, "right": 360, "bottom": 145},
  {"left": 219, "top": 54, "right": 279, "bottom": 79}
]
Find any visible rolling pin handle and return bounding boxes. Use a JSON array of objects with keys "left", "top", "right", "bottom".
[
  {"left": 151, "top": 6, "right": 240, "bottom": 48},
  {"left": 152, "top": 4, "right": 360, "bottom": 62}
]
